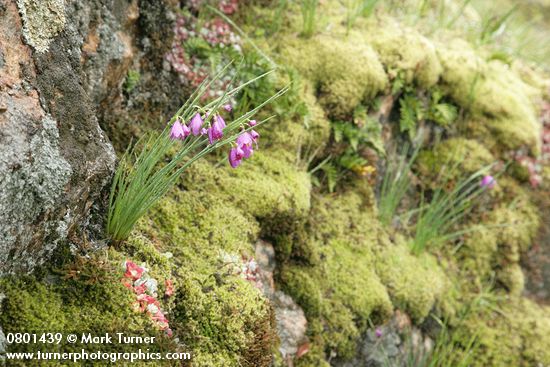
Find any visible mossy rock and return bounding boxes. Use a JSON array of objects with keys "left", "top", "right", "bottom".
[
  {"left": 437, "top": 39, "right": 541, "bottom": 155},
  {"left": 415, "top": 137, "right": 495, "bottom": 187},
  {"left": 279, "top": 191, "right": 393, "bottom": 361},
  {"left": 459, "top": 298, "right": 550, "bottom": 366},
  {"left": 0, "top": 249, "right": 172, "bottom": 365},
  {"left": 262, "top": 79, "right": 331, "bottom": 158},
  {"left": 172, "top": 270, "right": 275, "bottom": 367},
  {"left": 277, "top": 34, "right": 388, "bottom": 118},
  {"left": 363, "top": 16, "right": 442, "bottom": 89},
  {"left": 179, "top": 150, "right": 311, "bottom": 239},
  {"left": 374, "top": 239, "right": 448, "bottom": 321}
]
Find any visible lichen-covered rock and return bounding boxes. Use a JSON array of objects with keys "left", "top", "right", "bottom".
[
  {"left": 16, "top": 0, "right": 66, "bottom": 53},
  {"left": 0, "top": 0, "right": 116, "bottom": 274},
  {"left": 0, "top": 0, "right": 182, "bottom": 275}
]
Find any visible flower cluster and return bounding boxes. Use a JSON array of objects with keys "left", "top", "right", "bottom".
[
  {"left": 121, "top": 260, "right": 174, "bottom": 337},
  {"left": 511, "top": 101, "right": 550, "bottom": 188},
  {"left": 169, "top": 111, "right": 260, "bottom": 169},
  {"left": 229, "top": 120, "right": 259, "bottom": 168},
  {"left": 219, "top": 252, "right": 263, "bottom": 290}
]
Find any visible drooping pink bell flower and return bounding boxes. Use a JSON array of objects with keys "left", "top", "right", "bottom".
[
  {"left": 189, "top": 113, "right": 204, "bottom": 136},
  {"left": 249, "top": 130, "right": 259, "bottom": 144},
  {"left": 249, "top": 120, "right": 257, "bottom": 127},
  {"left": 124, "top": 261, "right": 144, "bottom": 281},
  {"left": 216, "top": 114, "right": 226, "bottom": 129},
  {"left": 208, "top": 115, "right": 225, "bottom": 144},
  {"left": 480, "top": 175, "right": 496, "bottom": 189},
  {"left": 375, "top": 328, "right": 383, "bottom": 338},
  {"left": 223, "top": 104, "right": 232, "bottom": 112},
  {"left": 229, "top": 146, "right": 243, "bottom": 168},
  {"left": 236, "top": 132, "right": 254, "bottom": 158},
  {"left": 182, "top": 123, "right": 190, "bottom": 137},
  {"left": 169, "top": 120, "right": 187, "bottom": 140}
]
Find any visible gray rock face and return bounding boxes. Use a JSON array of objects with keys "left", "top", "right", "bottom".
[
  {"left": 0, "top": 0, "right": 128, "bottom": 274},
  {"left": 0, "top": 0, "right": 185, "bottom": 274},
  {"left": 255, "top": 240, "right": 309, "bottom": 362}
]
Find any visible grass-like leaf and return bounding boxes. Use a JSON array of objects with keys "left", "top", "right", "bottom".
[{"left": 107, "top": 65, "right": 288, "bottom": 242}]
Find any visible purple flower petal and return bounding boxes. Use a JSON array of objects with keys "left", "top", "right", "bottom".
[
  {"left": 170, "top": 120, "right": 185, "bottom": 140},
  {"left": 189, "top": 113, "right": 204, "bottom": 136}
]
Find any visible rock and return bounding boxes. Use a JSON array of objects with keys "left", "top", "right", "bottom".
[
  {"left": 273, "top": 291, "right": 308, "bottom": 359},
  {"left": 334, "top": 311, "right": 433, "bottom": 367},
  {"left": 255, "top": 240, "right": 308, "bottom": 362},
  {"left": 0, "top": 0, "right": 130, "bottom": 274}
]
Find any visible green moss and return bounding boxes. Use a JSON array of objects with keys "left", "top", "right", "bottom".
[
  {"left": 279, "top": 191, "right": 393, "bottom": 360},
  {"left": 278, "top": 34, "right": 388, "bottom": 118},
  {"left": 179, "top": 150, "right": 311, "bottom": 239},
  {"left": 126, "top": 151, "right": 311, "bottom": 366},
  {"left": 0, "top": 249, "right": 171, "bottom": 365},
  {"left": 415, "top": 138, "right": 495, "bottom": 187},
  {"left": 261, "top": 80, "right": 331, "bottom": 161},
  {"left": 374, "top": 239, "right": 448, "bottom": 321},
  {"left": 363, "top": 17, "right": 442, "bottom": 89},
  {"left": 437, "top": 39, "right": 541, "bottom": 155},
  {"left": 496, "top": 263, "right": 524, "bottom": 296},
  {"left": 173, "top": 270, "right": 275, "bottom": 367},
  {"left": 459, "top": 298, "right": 550, "bottom": 367},
  {"left": 454, "top": 177, "right": 538, "bottom": 295},
  {"left": 458, "top": 224, "right": 499, "bottom": 286}
]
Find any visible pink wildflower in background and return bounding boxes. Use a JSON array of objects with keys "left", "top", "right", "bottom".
[{"left": 480, "top": 175, "right": 496, "bottom": 189}]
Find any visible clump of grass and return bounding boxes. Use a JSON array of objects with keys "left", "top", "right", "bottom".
[
  {"left": 300, "top": 0, "right": 319, "bottom": 38},
  {"left": 345, "top": 0, "right": 380, "bottom": 32},
  {"left": 410, "top": 164, "right": 494, "bottom": 255},
  {"left": 107, "top": 64, "right": 287, "bottom": 242},
  {"left": 123, "top": 70, "right": 140, "bottom": 93},
  {"left": 378, "top": 144, "right": 419, "bottom": 227}
]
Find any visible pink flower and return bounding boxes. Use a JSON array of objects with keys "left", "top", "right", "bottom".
[
  {"left": 223, "top": 104, "right": 232, "bottom": 112},
  {"left": 208, "top": 115, "right": 225, "bottom": 144},
  {"left": 248, "top": 120, "right": 257, "bottom": 127},
  {"left": 229, "top": 146, "right": 243, "bottom": 168},
  {"left": 165, "top": 279, "right": 174, "bottom": 297},
  {"left": 134, "top": 283, "right": 147, "bottom": 295},
  {"left": 169, "top": 120, "right": 188, "bottom": 140},
  {"left": 249, "top": 130, "right": 259, "bottom": 144},
  {"left": 480, "top": 175, "right": 496, "bottom": 189},
  {"left": 124, "top": 261, "right": 144, "bottom": 281},
  {"left": 189, "top": 113, "right": 204, "bottom": 136}
]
